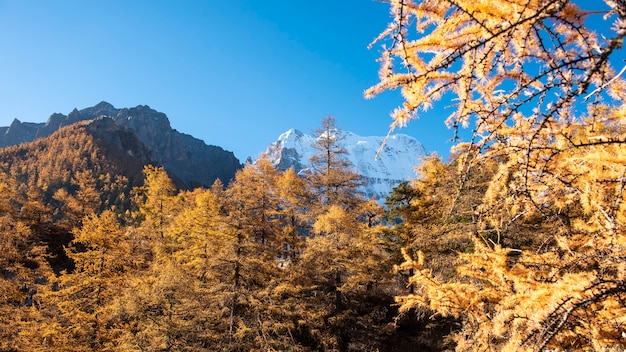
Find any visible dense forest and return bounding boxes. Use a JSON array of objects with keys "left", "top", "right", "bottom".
[
  {"left": 2, "top": 0, "right": 626, "bottom": 351},
  {"left": 0, "top": 116, "right": 448, "bottom": 351}
]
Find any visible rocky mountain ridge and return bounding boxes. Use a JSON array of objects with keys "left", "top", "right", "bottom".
[{"left": 0, "top": 102, "right": 241, "bottom": 187}]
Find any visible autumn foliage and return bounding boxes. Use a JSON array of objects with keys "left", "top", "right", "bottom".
[
  {"left": 1, "top": 1, "right": 626, "bottom": 351},
  {"left": 0, "top": 116, "right": 426, "bottom": 351},
  {"left": 367, "top": 0, "right": 626, "bottom": 350}
]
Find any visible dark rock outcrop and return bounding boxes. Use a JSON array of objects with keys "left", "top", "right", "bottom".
[{"left": 0, "top": 119, "right": 44, "bottom": 146}]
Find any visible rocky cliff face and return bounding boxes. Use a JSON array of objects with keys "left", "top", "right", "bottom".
[
  {"left": 0, "top": 119, "right": 43, "bottom": 146},
  {"left": 0, "top": 102, "right": 241, "bottom": 187},
  {"left": 264, "top": 129, "right": 428, "bottom": 201}
]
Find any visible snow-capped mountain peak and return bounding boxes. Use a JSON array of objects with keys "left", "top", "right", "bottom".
[{"left": 264, "top": 129, "right": 428, "bottom": 200}]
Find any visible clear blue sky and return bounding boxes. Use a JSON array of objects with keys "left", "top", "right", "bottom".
[{"left": 0, "top": 1, "right": 465, "bottom": 161}]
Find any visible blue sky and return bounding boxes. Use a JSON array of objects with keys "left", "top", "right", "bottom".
[{"left": 0, "top": 0, "right": 456, "bottom": 161}]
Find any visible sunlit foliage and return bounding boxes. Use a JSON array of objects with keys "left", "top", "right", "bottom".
[{"left": 369, "top": 0, "right": 626, "bottom": 350}]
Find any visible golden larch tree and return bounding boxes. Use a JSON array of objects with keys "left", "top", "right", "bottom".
[
  {"left": 368, "top": 0, "right": 626, "bottom": 350},
  {"left": 43, "top": 210, "right": 135, "bottom": 351},
  {"left": 307, "top": 115, "right": 364, "bottom": 216}
]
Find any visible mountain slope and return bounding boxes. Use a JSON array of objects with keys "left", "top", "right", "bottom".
[
  {"left": 0, "top": 102, "right": 241, "bottom": 187},
  {"left": 0, "top": 116, "right": 168, "bottom": 275},
  {"left": 0, "top": 118, "right": 150, "bottom": 208},
  {"left": 264, "top": 129, "right": 428, "bottom": 200}
]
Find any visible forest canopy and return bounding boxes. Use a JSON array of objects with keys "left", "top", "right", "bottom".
[{"left": 0, "top": 116, "right": 442, "bottom": 351}]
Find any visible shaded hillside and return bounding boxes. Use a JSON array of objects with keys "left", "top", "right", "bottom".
[
  {"left": 0, "top": 118, "right": 150, "bottom": 222},
  {"left": 0, "top": 118, "right": 154, "bottom": 276},
  {"left": 0, "top": 101, "right": 242, "bottom": 187}
]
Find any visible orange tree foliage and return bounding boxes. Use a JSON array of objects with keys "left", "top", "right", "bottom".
[
  {"left": 369, "top": 0, "right": 626, "bottom": 350},
  {"left": 289, "top": 204, "right": 394, "bottom": 351},
  {"left": 307, "top": 115, "right": 364, "bottom": 215},
  {"left": 42, "top": 211, "right": 140, "bottom": 351},
  {"left": 103, "top": 139, "right": 400, "bottom": 351},
  {"left": 0, "top": 122, "right": 134, "bottom": 231},
  {"left": 385, "top": 155, "right": 496, "bottom": 281}
]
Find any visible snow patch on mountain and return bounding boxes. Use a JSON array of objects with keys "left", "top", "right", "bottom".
[{"left": 264, "top": 129, "right": 428, "bottom": 201}]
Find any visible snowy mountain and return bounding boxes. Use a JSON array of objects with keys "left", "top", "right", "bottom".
[{"left": 264, "top": 129, "right": 428, "bottom": 201}]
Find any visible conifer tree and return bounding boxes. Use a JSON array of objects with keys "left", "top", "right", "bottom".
[
  {"left": 214, "top": 158, "right": 299, "bottom": 350},
  {"left": 133, "top": 165, "right": 181, "bottom": 259},
  {"left": 275, "top": 167, "right": 309, "bottom": 264},
  {"left": 289, "top": 203, "right": 394, "bottom": 351},
  {"left": 307, "top": 116, "right": 363, "bottom": 214},
  {"left": 386, "top": 155, "right": 497, "bottom": 279},
  {"left": 105, "top": 171, "right": 206, "bottom": 351},
  {"left": 0, "top": 173, "right": 56, "bottom": 351},
  {"left": 268, "top": 116, "right": 396, "bottom": 350},
  {"left": 369, "top": 0, "right": 626, "bottom": 349},
  {"left": 109, "top": 259, "right": 205, "bottom": 351},
  {"left": 44, "top": 210, "right": 135, "bottom": 350},
  {"left": 117, "top": 159, "right": 306, "bottom": 350},
  {"left": 0, "top": 177, "right": 33, "bottom": 349}
]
